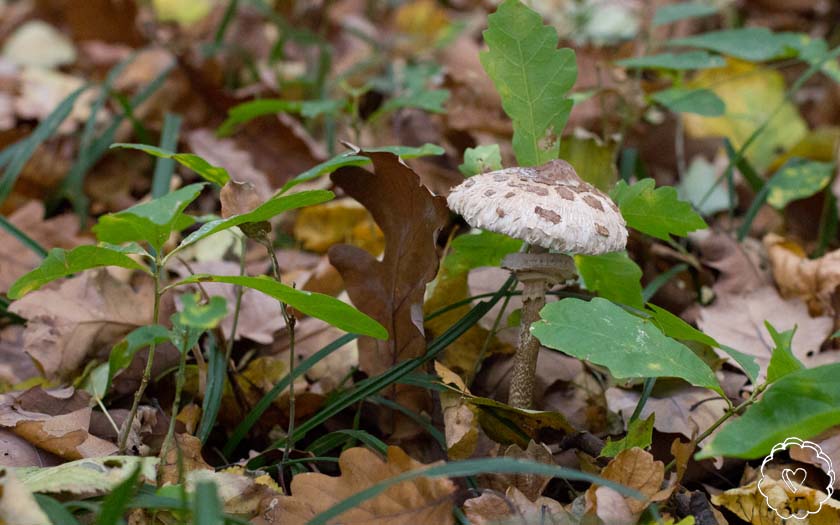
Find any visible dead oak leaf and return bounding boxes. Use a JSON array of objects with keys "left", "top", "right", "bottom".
[
  {"left": 712, "top": 477, "right": 840, "bottom": 524},
  {"left": 464, "top": 487, "right": 572, "bottom": 525},
  {"left": 479, "top": 440, "right": 555, "bottom": 502},
  {"left": 328, "top": 151, "right": 448, "bottom": 436},
  {"left": 0, "top": 387, "right": 117, "bottom": 461},
  {"left": 9, "top": 270, "right": 153, "bottom": 380},
  {"left": 698, "top": 286, "right": 834, "bottom": 381},
  {"left": 274, "top": 446, "right": 456, "bottom": 525},
  {"left": 585, "top": 448, "right": 672, "bottom": 522},
  {"left": 764, "top": 233, "right": 840, "bottom": 316}
]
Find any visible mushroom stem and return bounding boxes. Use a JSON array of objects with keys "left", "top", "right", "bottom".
[{"left": 508, "top": 274, "right": 548, "bottom": 409}]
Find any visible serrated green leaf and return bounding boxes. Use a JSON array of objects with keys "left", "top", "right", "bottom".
[
  {"left": 618, "top": 51, "right": 725, "bottom": 70},
  {"left": 611, "top": 179, "right": 707, "bottom": 241},
  {"left": 668, "top": 27, "right": 799, "bottom": 62},
  {"left": 108, "top": 325, "right": 171, "bottom": 390},
  {"left": 112, "top": 143, "right": 230, "bottom": 185},
  {"left": 766, "top": 158, "right": 835, "bottom": 209},
  {"left": 601, "top": 414, "right": 654, "bottom": 457},
  {"left": 173, "top": 189, "right": 334, "bottom": 256},
  {"left": 575, "top": 251, "right": 644, "bottom": 309},
  {"left": 443, "top": 230, "right": 523, "bottom": 274},
  {"left": 652, "top": 2, "right": 719, "bottom": 26},
  {"left": 651, "top": 88, "right": 725, "bottom": 116},
  {"left": 174, "top": 275, "right": 388, "bottom": 339},
  {"left": 174, "top": 293, "right": 227, "bottom": 330},
  {"left": 480, "top": 0, "right": 577, "bottom": 166},
  {"left": 8, "top": 246, "right": 150, "bottom": 299},
  {"left": 279, "top": 145, "right": 444, "bottom": 194},
  {"left": 765, "top": 322, "right": 804, "bottom": 383},
  {"left": 533, "top": 298, "right": 721, "bottom": 392},
  {"left": 93, "top": 183, "right": 206, "bottom": 251},
  {"left": 217, "top": 98, "right": 342, "bottom": 136},
  {"left": 459, "top": 144, "right": 502, "bottom": 177},
  {"left": 698, "top": 363, "right": 840, "bottom": 459}
]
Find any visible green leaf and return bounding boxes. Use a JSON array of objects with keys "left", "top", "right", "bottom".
[
  {"left": 575, "top": 252, "right": 644, "bottom": 309},
  {"left": 217, "top": 99, "right": 341, "bottom": 136},
  {"left": 766, "top": 158, "right": 835, "bottom": 209},
  {"left": 651, "top": 88, "right": 725, "bottom": 116},
  {"left": 279, "top": 145, "right": 444, "bottom": 194},
  {"left": 93, "top": 183, "right": 206, "bottom": 251},
  {"left": 533, "top": 298, "right": 721, "bottom": 392},
  {"left": 617, "top": 51, "right": 725, "bottom": 70},
  {"left": 646, "top": 303, "right": 759, "bottom": 383},
  {"left": 174, "top": 293, "right": 227, "bottom": 330},
  {"left": 193, "top": 481, "right": 223, "bottom": 525},
  {"left": 108, "top": 325, "right": 171, "bottom": 390},
  {"left": 611, "top": 179, "right": 707, "bottom": 241},
  {"left": 698, "top": 363, "right": 840, "bottom": 459},
  {"left": 765, "top": 322, "right": 804, "bottom": 383},
  {"left": 174, "top": 275, "right": 388, "bottom": 339},
  {"left": 601, "top": 414, "right": 654, "bottom": 457},
  {"left": 197, "top": 334, "right": 224, "bottom": 443},
  {"left": 112, "top": 143, "right": 230, "bottom": 186},
  {"left": 8, "top": 246, "right": 150, "bottom": 299},
  {"left": 17, "top": 457, "right": 157, "bottom": 494},
  {"left": 668, "top": 27, "right": 797, "bottom": 62},
  {"left": 652, "top": 2, "right": 719, "bottom": 26},
  {"left": 480, "top": 0, "right": 577, "bottom": 166},
  {"left": 459, "top": 144, "right": 502, "bottom": 177},
  {"left": 173, "top": 189, "right": 334, "bottom": 255},
  {"left": 443, "top": 231, "right": 523, "bottom": 274}
]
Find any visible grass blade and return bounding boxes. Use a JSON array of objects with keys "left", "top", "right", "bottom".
[
  {"left": 198, "top": 334, "right": 225, "bottom": 443},
  {"left": 0, "top": 214, "right": 48, "bottom": 258},
  {"left": 95, "top": 465, "right": 141, "bottom": 525},
  {"left": 152, "top": 113, "right": 183, "bottom": 198},
  {"left": 35, "top": 494, "right": 81, "bottom": 525},
  {"left": 193, "top": 481, "right": 224, "bottom": 525}
]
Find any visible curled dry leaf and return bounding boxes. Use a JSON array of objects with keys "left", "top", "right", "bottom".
[
  {"left": 712, "top": 475, "right": 840, "bottom": 524},
  {"left": 585, "top": 448, "right": 673, "bottom": 523},
  {"left": 480, "top": 440, "right": 555, "bottom": 502},
  {"left": 328, "top": 151, "right": 449, "bottom": 437},
  {"left": 464, "top": 486, "right": 572, "bottom": 525},
  {"left": 275, "top": 446, "right": 456, "bottom": 525},
  {"left": 764, "top": 233, "right": 840, "bottom": 316},
  {"left": 435, "top": 361, "right": 481, "bottom": 460},
  {"left": 188, "top": 467, "right": 283, "bottom": 520},
  {"left": 220, "top": 180, "right": 265, "bottom": 219},
  {"left": 0, "top": 387, "right": 118, "bottom": 461},
  {"left": 9, "top": 270, "right": 153, "bottom": 381},
  {"left": 698, "top": 286, "right": 834, "bottom": 381},
  {"left": 158, "top": 433, "right": 212, "bottom": 486}
]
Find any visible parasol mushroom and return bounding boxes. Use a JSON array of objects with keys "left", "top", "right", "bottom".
[{"left": 447, "top": 159, "right": 627, "bottom": 408}]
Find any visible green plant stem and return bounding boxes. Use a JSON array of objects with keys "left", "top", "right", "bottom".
[{"left": 119, "top": 260, "right": 163, "bottom": 453}]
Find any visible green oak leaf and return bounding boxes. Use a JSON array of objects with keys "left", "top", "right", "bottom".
[
  {"left": 698, "top": 363, "right": 840, "bottom": 459},
  {"left": 533, "top": 298, "right": 721, "bottom": 393},
  {"left": 611, "top": 179, "right": 707, "bottom": 241},
  {"left": 480, "top": 0, "right": 577, "bottom": 166},
  {"left": 93, "top": 183, "right": 206, "bottom": 251},
  {"left": 8, "top": 246, "right": 150, "bottom": 299}
]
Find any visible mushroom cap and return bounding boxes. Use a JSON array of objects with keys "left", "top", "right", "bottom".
[{"left": 446, "top": 159, "right": 627, "bottom": 255}]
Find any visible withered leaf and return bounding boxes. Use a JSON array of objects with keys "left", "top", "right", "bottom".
[
  {"left": 585, "top": 448, "right": 672, "bottom": 522},
  {"left": 464, "top": 487, "right": 572, "bottom": 525},
  {"left": 328, "top": 151, "right": 448, "bottom": 434},
  {"left": 275, "top": 446, "right": 455, "bottom": 525}
]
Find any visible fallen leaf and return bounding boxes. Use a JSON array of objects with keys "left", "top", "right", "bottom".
[
  {"left": 1, "top": 20, "right": 76, "bottom": 69},
  {"left": 698, "top": 286, "right": 834, "bottom": 380},
  {"left": 480, "top": 441, "right": 555, "bottom": 501},
  {"left": 764, "top": 233, "right": 840, "bottom": 316},
  {"left": 14, "top": 66, "right": 102, "bottom": 134},
  {"left": 220, "top": 181, "right": 265, "bottom": 219},
  {"left": 187, "top": 129, "right": 273, "bottom": 202},
  {"left": 294, "top": 198, "right": 384, "bottom": 255},
  {"left": 275, "top": 446, "right": 456, "bottom": 525},
  {"left": 435, "top": 361, "right": 481, "bottom": 460},
  {"left": 0, "top": 326, "right": 39, "bottom": 387},
  {"left": 14, "top": 456, "right": 157, "bottom": 496},
  {"left": 606, "top": 386, "right": 727, "bottom": 445},
  {"left": 464, "top": 487, "right": 572, "bottom": 525},
  {"left": 328, "top": 151, "right": 449, "bottom": 437},
  {"left": 0, "top": 429, "right": 61, "bottom": 468},
  {"left": 0, "top": 201, "right": 86, "bottom": 294},
  {"left": 694, "top": 230, "right": 772, "bottom": 296},
  {"left": 187, "top": 468, "right": 283, "bottom": 519},
  {"left": 789, "top": 427, "right": 840, "bottom": 489},
  {"left": 158, "top": 433, "right": 212, "bottom": 486},
  {"left": 585, "top": 448, "right": 672, "bottom": 522},
  {"left": 0, "top": 387, "right": 118, "bottom": 460},
  {"left": 0, "top": 467, "right": 50, "bottom": 525},
  {"left": 712, "top": 475, "right": 840, "bottom": 524},
  {"left": 9, "top": 270, "right": 153, "bottom": 380}
]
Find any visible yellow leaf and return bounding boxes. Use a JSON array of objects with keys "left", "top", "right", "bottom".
[
  {"left": 152, "top": 0, "right": 215, "bottom": 24},
  {"left": 434, "top": 362, "right": 480, "bottom": 459},
  {"left": 712, "top": 476, "right": 840, "bottom": 524},
  {"left": 293, "top": 198, "right": 384, "bottom": 255},
  {"left": 684, "top": 59, "right": 807, "bottom": 172}
]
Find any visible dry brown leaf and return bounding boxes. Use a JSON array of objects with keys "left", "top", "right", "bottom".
[
  {"left": 220, "top": 180, "right": 264, "bottom": 219},
  {"left": 0, "top": 325, "right": 39, "bottom": 387},
  {"left": 0, "top": 467, "right": 50, "bottom": 525},
  {"left": 790, "top": 427, "right": 840, "bottom": 489},
  {"left": 158, "top": 433, "right": 212, "bottom": 486},
  {"left": 0, "top": 201, "right": 85, "bottom": 294},
  {"left": 328, "top": 151, "right": 449, "bottom": 437},
  {"left": 712, "top": 476, "right": 840, "bottom": 524},
  {"left": 435, "top": 361, "right": 480, "bottom": 460},
  {"left": 764, "top": 233, "right": 840, "bottom": 315},
  {"left": 694, "top": 230, "right": 771, "bottom": 296},
  {"left": 8, "top": 270, "right": 153, "bottom": 380},
  {"left": 0, "top": 429, "right": 61, "bottom": 468},
  {"left": 585, "top": 448, "right": 672, "bottom": 522},
  {"left": 698, "top": 286, "right": 834, "bottom": 381},
  {"left": 294, "top": 198, "right": 384, "bottom": 255},
  {"left": 274, "top": 446, "right": 456, "bottom": 525},
  {"left": 480, "top": 441, "right": 555, "bottom": 502},
  {"left": 188, "top": 467, "right": 283, "bottom": 520},
  {"left": 464, "top": 487, "right": 572, "bottom": 525},
  {"left": 0, "top": 387, "right": 117, "bottom": 461},
  {"left": 14, "top": 66, "right": 102, "bottom": 134},
  {"left": 188, "top": 129, "right": 273, "bottom": 202},
  {"left": 607, "top": 386, "right": 727, "bottom": 445}
]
